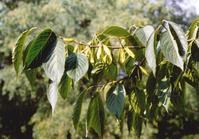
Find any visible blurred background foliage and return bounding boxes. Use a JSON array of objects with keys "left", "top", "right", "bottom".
[{"left": 0, "top": 0, "right": 199, "bottom": 138}]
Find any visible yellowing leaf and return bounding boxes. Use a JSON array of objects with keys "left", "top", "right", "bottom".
[
  {"left": 89, "top": 48, "right": 95, "bottom": 63},
  {"left": 63, "top": 38, "right": 75, "bottom": 43},
  {"left": 139, "top": 66, "right": 148, "bottom": 76},
  {"left": 97, "top": 46, "right": 104, "bottom": 61},
  {"left": 103, "top": 45, "right": 112, "bottom": 64},
  {"left": 124, "top": 47, "right": 135, "bottom": 58},
  {"left": 119, "top": 48, "right": 125, "bottom": 64}
]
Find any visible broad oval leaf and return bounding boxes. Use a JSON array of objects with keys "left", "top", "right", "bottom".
[
  {"left": 103, "top": 26, "right": 130, "bottom": 37},
  {"left": 58, "top": 73, "right": 72, "bottom": 99},
  {"left": 13, "top": 27, "right": 36, "bottom": 76},
  {"left": 66, "top": 53, "right": 89, "bottom": 82},
  {"left": 135, "top": 25, "right": 154, "bottom": 47},
  {"left": 87, "top": 93, "right": 105, "bottom": 137},
  {"left": 43, "top": 39, "right": 65, "bottom": 83},
  {"left": 47, "top": 82, "right": 58, "bottom": 113},
  {"left": 72, "top": 91, "right": 86, "bottom": 129},
  {"left": 160, "top": 31, "right": 184, "bottom": 70},
  {"left": 163, "top": 20, "right": 188, "bottom": 57},
  {"left": 106, "top": 84, "right": 126, "bottom": 118},
  {"left": 24, "top": 28, "right": 57, "bottom": 69}
]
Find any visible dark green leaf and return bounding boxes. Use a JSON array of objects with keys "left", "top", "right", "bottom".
[
  {"left": 106, "top": 84, "right": 126, "bottom": 118},
  {"left": 24, "top": 28, "right": 57, "bottom": 69},
  {"left": 103, "top": 26, "right": 130, "bottom": 37},
  {"left": 72, "top": 90, "right": 86, "bottom": 129},
  {"left": 132, "top": 113, "right": 143, "bottom": 137},
  {"left": 58, "top": 73, "right": 72, "bottom": 99},
  {"left": 104, "top": 63, "right": 118, "bottom": 80},
  {"left": 191, "top": 40, "right": 199, "bottom": 61},
  {"left": 127, "top": 110, "right": 133, "bottom": 133},
  {"left": 87, "top": 93, "right": 105, "bottom": 137},
  {"left": 24, "top": 69, "right": 37, "bottom": 89},
  {"left": 146, "top": 73, "right": 156, "bottom": 94},
  {"left": 66, "top": 53, "right": 89, "bottom": 82},
  {"left": 125, "top": 57, "right": 135, "bottom": 75}
]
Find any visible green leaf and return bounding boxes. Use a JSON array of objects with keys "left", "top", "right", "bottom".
[
  {"left": 158, "top": 77, "right": 171, "bottom": 112},
  {"left": 132, "top": 113, "right": 143, "bottom": 137},
  {"left": 191, "top": 39, "right": 199, "bottom": 61},
  {"left": 125, "top": 57, "right": 135, "bottom": 75},
  {"left": 160, "top": 31, "right": 184, "bottom": 70},
  {"left": 24, "top": 28, "right": 57, "bottom": 69},
  {"left": 127, "top": 110, "right": 143, "bottom": 137},
  {"left": 146, "top": 73, "right": 156, "bottom": 94},
  {"left": 145, "top": 32, "right": 157, "bottom": 75},
  {"left": 188, "top": 18, "right": 199, "bottom": 40},
  {"left": 87, "top": 93, "right": 105, "bottom": 137},
  {"left": 66, "top": 53, "right": 89, "bottom": 82},
  {"left": 12, "top": 27, "right": 36, "bottom": 75},
  {"left": 58, "top": 73, "right": 72, "bottom": 99},
  {"left": 135, "top": 25, "right": 154, "bottom": 47},
  {"left": 163, "top": 20, "right": 188, "bottom": 57},
  {"left": 24, "top": 69, "right": 37, "bottom": 89},
  {"left": 104, "top": 63, "right": 118, "bottom": 80},
  {"left": 131, "top": 89, "right": 146, "bottom": 114},
  {"left": 127, "top": 110, "right": 133, "bottom": 133},
  {"left": 106, "top": 84, "right": 126, "bottom": 118},
  {"left": 103, "top": 26, "right": 130, "bottom": 37},
  {"left": 43, "top": 39, "right": 65, "bottom": 83},
  {"left": 72, "top": 90, "right": 86, "bottom": 129}
]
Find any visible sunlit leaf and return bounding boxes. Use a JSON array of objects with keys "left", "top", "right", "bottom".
[
  {"left": 47, "top": 82, "right": 58, "bottom": 113},
  {"left": 103, "top": 45, "right": 112, "bottom": 64},
  {"left": 124, "top": 47, "right": 135, "bottom": 58},
  {"left": 188, "top": 18, "right": 199, "bottom": 40},
  {"left": 43, "top": 39, "right": 65, "bottom": 83},
  {"left": 119, "top": 48, "right": 125, "bottom": 64},
  {"left": 135, "top": 25, "right": 154, "bottom": 46},
  {"left": 160, "top": 31, "right": 184, "bottom": 70},
  {"left": 97, "top": 46, "right": 104, "bottom": 60},
  {"left": 139, "top": 66, "right": 149, "bottom": 76},
  {"left": 163, "top": 20, "right": 188, "bottom": 57},
  {"left": 145, "top": 31, "right": 157, "bottom": 75}
]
